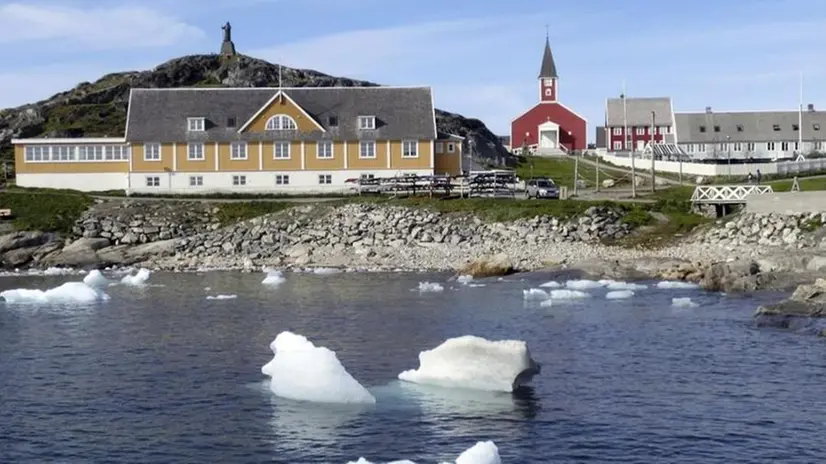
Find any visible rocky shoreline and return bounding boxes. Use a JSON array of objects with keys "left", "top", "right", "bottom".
[{"left": 2, "top": 201, "right": 826, "bottom": 292}]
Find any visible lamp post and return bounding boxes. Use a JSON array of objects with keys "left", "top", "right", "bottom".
[
  {"left": 621, "top": 89, "right": 636, "bottom": 198},
  {"left": 650, "top": 110, "right": 656, "bottom": 193},
  {"left": 726, "top": 135, "right": 732, "bottom": 177}
]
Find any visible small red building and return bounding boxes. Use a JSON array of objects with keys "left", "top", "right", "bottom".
[{"left": 510, "top": 35, "right": 587, "bottom": 154}]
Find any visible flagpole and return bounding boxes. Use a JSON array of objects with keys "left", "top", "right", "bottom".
[
  {"left": 799, "top": 72, "right": 804, "bottom": 156},
  {"left": 622, "top": 80, "right": 636, "bottom": 198}
]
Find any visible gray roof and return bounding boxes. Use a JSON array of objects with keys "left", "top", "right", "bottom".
[
  {"left": 125, "top": 86, "right": 436, "bottom": 143},
  {"left": 595, "top": 126, "right": 606, "bottom": 148},
  {"left": 605, "top": 97, "right": 673, "bottom": 127},
  {"left": 538, "top": 37, "right": 558, "bottom": 79},
  {"left": 675, "top": 110, "right": 826, "bottom": 143}
]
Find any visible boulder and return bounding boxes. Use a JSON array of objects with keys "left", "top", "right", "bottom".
[{"left": 458, "top": 253, "right": 515, "bottom": 278}]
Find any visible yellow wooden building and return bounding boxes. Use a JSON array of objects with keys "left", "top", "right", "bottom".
[{"left": 12, "top": 86, "right": 464, "bottom": 193}]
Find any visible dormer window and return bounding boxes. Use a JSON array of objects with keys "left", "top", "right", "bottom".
[
  {"left": 772, "top": 124, "right": 781, "bottom": 131},
  {"left": 188, "top": 117, "right": 205, "bottom": 132},
  {"left": 328, "top": 115, "right": 338, "bottom": 127},
  {"left": 736, "top": 124, "right": 744, "bottom": 132},
  {"left": 227, "top": 117, "right": 236, "bottom": 127},
  {"left": 713, "top": 125, "right": 720, "bottom": 132},
  {"left": 358, "top": 115, "right": 376, "bottom": 130},
  {"left": 792, "top": 124, "right": 800, "bottom": 131},
  {"left": 699, "top": 125, "right": 706, "bottom": 133},
  {"left": 814, "top": 123, "right": 821, "bottom": 131}
]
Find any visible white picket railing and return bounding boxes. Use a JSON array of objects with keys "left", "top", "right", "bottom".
[{"left": 691, "top": 185, "right": 774, "bottom": 204}]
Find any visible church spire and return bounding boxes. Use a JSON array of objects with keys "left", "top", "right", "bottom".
[{"left": 538, "top": 30, "right": 558, "bottom": 79}]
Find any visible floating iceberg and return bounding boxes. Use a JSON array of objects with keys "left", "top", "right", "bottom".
[
  {"left": 0, "top": 281, "right": 110, "bottom": 304},
  {"left": 456, "top": 275, "right": 474, "bottom": 285},
  {"left": 261, "top": 331, "right": 376, "bottom": 404},
  {"left": 565, "top": 279, "right": 604, "bottom": 290},
  {"left": 348, "top": 440, "right": 501, "bottom": 464},
  {"left": 600, "top": 279, "right": 648, "bottom": 291},
  {"left": 672, "top": 297, "right": 699, "bottom": 308},
  {"left": 538, "top": 280, "right": 562, "bottom": 288},
  {"left": 83, "top": 270, "right": 110, "bottom": 288},
  {"left": 418, "top": 282, "right": 444, "bottom": 293},
  {"left": 522, "top": 288, "right": 548, "bottom": 301},
  {"left": 656, "top": 281, "right": 699, "bottom": 290},
  {"left": 398, "top": 336, "right": 539, "bottom": 393},
  {"left": 206, "top": 294, "right": 237, "bottom": 300},
  {"left": 606, "top": 290, "right": 634, "bottom": 300},
  {"left": 262, "top": 269, "right": 286, "bottom": 285},
  {"left": 121, "top": 268, "right": 151, "bottom": 286},
  {"left": 547, "top": 289, "right": 590, "bottom": 300}
]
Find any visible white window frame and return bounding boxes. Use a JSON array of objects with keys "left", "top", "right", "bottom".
[
  {"left": 684, "top": 144, "right": 694, "bottom": 153},
  {"left": 232, "top": 175, "right": 247, "bottom": 186},
  {"left": 265, "top": 114, "right": 297, "bottom": 131},
  {"left": 780, "top": 141, "right": 789, "bottom": 151},
  {"left": 815, "top": 141, "right": 823, "bottom": 151},
  {"left": 697, "top": 143, "right": 706, "bottom": 152},
  {"left": 143, "top": 143, "right": 161, "bottom": 161},
  {"left": 230, "top": 142, "right": 247, "bottom": 160},
  {"left": 187, "top": 117, "right": 205, "bottom": 132},
  {"left": 402, "top": 140, "right": 418, "bottom": 158},
  {"left": 274, "top": 141, "right": 290, "bottom": 159},
  {"left": 612, "top": 141, "right": 623, "bottom": 150},
  {"left": 733, "top": 143, "right": 742, "bottom": 152},
  {"left": 447, "top": 143, "right": 456, "bottom": 153},
  {"left": 746, "top": 142, "right": 755, "bottom": 151},
  {"left": 24, "top": 146, "right": 49, "bottom": 162},
  {"left": 360, "top": 173, "right": 374, "bottom": 180},
  {"left": 612, "top": 127, "right": 622, "bottom": 135},
  {"left": 187, "top": 143, "right": 204, "bottom": 160},
  {"left": 635, "top": 127, "right": 645, "bottom": 135},
  {"left": 767, "top": 142, "right": 776, "bottom": 151},
  {"left": 435, "top": 142, "right": 444, "bottom": 152},
  {"left": 358, "top": 116, "right": 376, "bottom": 130},
  {"left": 145, "top": 176, "right": 160, "bottom": 187},
  {"left": 359, "top": 141, "right": 376, "bottom": 158},
  {"left": 275, "top": 174, "right": 290, "bottom": 185},
  {"left": 720, "top": 143, "right": 728, "bottom": 151},
  {"left": 793, "top": 141, "right": 800, "bottom": 151},
  {"left": 544, "top": 88, "right": 552, "bottom": 97},
  {"left": 318, "top": 174, "right": 332, "bottom": 185},
  {"left": 189, "top": 175, "right": 203, "bottom": 187},
  {"left": 316, "top": 141, "right": 333, "bottom": 159}
]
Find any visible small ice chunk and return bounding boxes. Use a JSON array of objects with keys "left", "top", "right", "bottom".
[
  {"left": 347, "top": 441, "right": 500, "bottom": 464},
  {"left": 313, "top": 267, "right": 342, "bottom": 275},
  {"left": 42, "top": 267, "right": 75, "bottom": 276},
  {"left": 539, "top": 280, "right": 562, "bottom": 288},
  {"left": 606, "top": 290, "right": 634, "bottom": 300},
  {"left": 656, "top": 281, "right": 699, "bottom": 289},
  {"left": 262, "top": 269, "right": 286, "bottom": 285},
  {"left": 522, "top": 288, "right": 549, "bottom": 300},
  {"left": 565, "top": 279, "right": 604, "bottom": 290},
  {"left": 261, "top": 331, "right": 375, "bottom": 404},
  {"left": 672, "top": 297, "right": 699, "bottom": 308},
  {"left": 418, "top": 282, "right": 444, "bottom": 293},
  {"left": 1, "top": 282, "right": 110, "bottom": 304},
  {"left": 601, "top": 280, "right": 648, "bottom": 291},
  {"left": 398, "top": 335, "right": 539, "bottom": 392},
  {"left": 83, "top": 270, "right": 110, "bottom": 288},
  {"left": 206, "top": 294, "right": 237, "bottom": 300},
  {"left": 456, "top": 275, "right": 474, "bottom": 285},
  {"left": 548, "top": 289, "right": 590, "bottom": 299},
  {"left": 121, "top": 268, "right": 151, "bottom": 286}
]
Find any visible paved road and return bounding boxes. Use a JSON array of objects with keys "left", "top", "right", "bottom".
[{"left": 578, "top": 156, "right": 682, "bottom": 186}]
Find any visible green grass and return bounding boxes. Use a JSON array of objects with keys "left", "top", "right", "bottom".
[
  {"left": 515, "top": 156, "right": 598, "bottom": 189},
  {"left": 770, "top": 176, "right": 826, "bottom": 192},
  {"left": 0, "top": 191, "right": 93, "bottom": 233},
  {"left": 213, "top": 201, "right": 309, "bottom": 225}
]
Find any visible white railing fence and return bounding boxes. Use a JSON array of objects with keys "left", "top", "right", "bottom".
[{"left": 691, "top": 185, "right": 774, "bottom": 203}]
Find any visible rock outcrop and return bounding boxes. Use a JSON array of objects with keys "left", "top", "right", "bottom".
[
  {"left": 0, "top": 54, "right": 513, "bottom": 168},
  {"left": 754, "top": 279, "right": 826, "bottom": 336},
  {"left": 692, "top": 212, "right": 826, "bottom": 249}
]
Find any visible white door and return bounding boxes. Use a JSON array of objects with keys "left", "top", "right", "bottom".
[
  {"left": 540, "top": 130, "right": 557, "bottom": 148},
  {"left": 636, "top": 140, "right": 645, "bottom": 151}
]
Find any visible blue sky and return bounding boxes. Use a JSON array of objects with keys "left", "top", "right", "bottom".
[{"left": 1, "top": 0, "right": 825, "bottom": 141}]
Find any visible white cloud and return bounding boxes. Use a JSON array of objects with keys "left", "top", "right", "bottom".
[{"left": 0, "top": 3, "right": 203, "bottom": 49}]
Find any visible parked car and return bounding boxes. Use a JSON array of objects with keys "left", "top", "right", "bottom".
[{"left": 525, "top": 178, "right": 560, "bottom": 199}]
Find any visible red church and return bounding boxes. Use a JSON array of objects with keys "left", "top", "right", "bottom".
[{"left": 510, "top": 35, "right": 587, "bottom": 155}]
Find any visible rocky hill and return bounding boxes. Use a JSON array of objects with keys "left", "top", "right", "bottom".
[{"left": 0, "top": 54, "right": 515, "bottom": 168}]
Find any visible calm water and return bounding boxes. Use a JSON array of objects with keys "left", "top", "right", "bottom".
[{"left": 0, "top": 271, "right": 824, "bottom": 463}]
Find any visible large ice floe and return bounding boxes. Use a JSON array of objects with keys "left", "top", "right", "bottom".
[
  {"left": 261, "top": 331, "right": 376, "bottom": 404},
  {"left": 656, "top": 280, "right": 699, "bottom": 290},
  {"left": 121, "top": 268, "right": 151, "bottom": 286},
  {"left": 0, "top": 281, "right": 110, "bottom": 304},
  {"left": 348, "top": 440, "right": 501, "bottom": 464},
  {"left": 398, "top": 336, "right": 539, "bottom": 393}
]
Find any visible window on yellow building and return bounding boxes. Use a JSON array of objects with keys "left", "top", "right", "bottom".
[
  {"left": 187, "top": 143, "right": 204, "bottom": 160},
  {"left": 265, "top": 115, "right": 297, "bottom": 131},
  {"left": 231, "top": 142, "right": 247, "bottom": 160},
  {"left": 317, "top": 141, "right": 333, "bottom": 159},
  {"left": 274, "top": 142, "right": 290, "bottom": 159},
  {"left": 402, "top": 140, "right": 418, "bottom": 158},
  {"left": 447, "top": 143, "right": 455, "bottom": 153},
  {"left": 359, "top": 141, "right": 376, "bottom": 158},
  {"left": 144, "top": 143, "right": 160, "bottom": 161}
]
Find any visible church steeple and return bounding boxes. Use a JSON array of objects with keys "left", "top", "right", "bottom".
[
  {"left": 220, "top": 22, "right": 237, "bottom": 57},
  {"left": 538, "top": 32, "right": 558, "bottom": 79},
  {"left": 538, "top": 30, "right": 558, "bottom": 102}
]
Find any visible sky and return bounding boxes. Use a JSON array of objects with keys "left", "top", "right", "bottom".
[{"left": 1, "top": 0, "right": 825, "bottom": 142}]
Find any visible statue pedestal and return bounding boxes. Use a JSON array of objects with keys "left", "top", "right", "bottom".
[{"left": 220, "top": 40, "right": 236, "bottom": 57}]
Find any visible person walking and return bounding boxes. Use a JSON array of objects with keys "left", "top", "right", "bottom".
[
  {"left": 756, "top": 169, "right": 762, "bottom": 184},
  {"left": 747, "top": 172, "right": 753, "bottom": 184}
]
